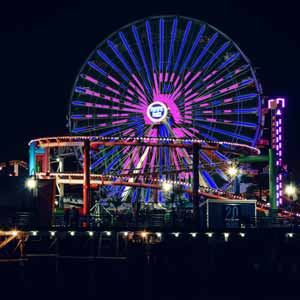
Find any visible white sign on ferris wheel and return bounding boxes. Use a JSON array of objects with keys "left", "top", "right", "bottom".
[{"left": 147, "top": 101, "right": 168, "bottom": 123}]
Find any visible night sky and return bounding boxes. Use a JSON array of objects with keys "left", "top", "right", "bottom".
[{"left": 1, "top": 0, "right": 299, "bottom": 178}]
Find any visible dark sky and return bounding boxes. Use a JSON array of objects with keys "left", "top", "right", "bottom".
[{"left": 1, "top": 0, "right": 299, "bottom": 177}]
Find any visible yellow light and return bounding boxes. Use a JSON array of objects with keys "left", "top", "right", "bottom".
[
  {"left": 206, "top": 232, "right": 213, "bottom": 238},
  {"left": 26, "top": 178, "right": 37, "bottom": 189},
  {"left": 141, "top": 231, "right": 148, "bottom": 238},
  {"left": 123, "top": 231, "right": 128, "bottom": 237},
  {"left": 31, "top": 231, "right": 38, "bottom": 236},
  {"left": 227, "top": 166, "right": 238, "bottom": 177},
  {"left": 240, "top": 233, "right": 245, "bottom": 238},
  {"left": 50, "top": 231, "right": 56, "bottom": 237},
  {"left": 156, "top": 232, "right": 162, "bottom": 238},
  {"left": 285, "top": 184, "right": 297, "bottom": 198},
  {"left": 88, "top": 231, "right": 94, "bottom": 237},
  {"left": 162, "top": 182, "right": 172, "bottom": 192},
  {"left": 287, "top": 233, "right": 294, "bottom": 238},
  {"left": 224, "top": 232, "right": 230, "bottom": 240},
  {"left": 69, "top": 231, "right": 75, "bottom": 236},
  {"left": 190, "top": 232, "right": 197, "bottom": 238},
  {"left": 106, "top": 231, "right": 111, "bottom": 236},
  {"left": 173, "top": 232, "right": 180, "bottom": 237},
  {"left": 11, "top": 230, "right": 18, "bottom": 237}
]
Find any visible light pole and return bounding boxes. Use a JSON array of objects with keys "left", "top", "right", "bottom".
[{"left": 227, "top": 164, "right": 240, "bottom": 195}]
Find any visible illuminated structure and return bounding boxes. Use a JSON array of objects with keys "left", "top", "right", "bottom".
[
  {"left": 69, "top": 16, "right": 263, "bottom": 202},
  {"left": 268, "top": 98, "right": 285, "bottom": 210}
]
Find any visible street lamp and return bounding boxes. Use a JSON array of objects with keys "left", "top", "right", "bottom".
[
  {"left": 162, "top": 181, "right": 172, "bottom": 192},
  {"left": 227, "top": 166, "right": 238, "bottom": 177},
  {"left": 285, "top": 184, "right": 297, "bottom": 200},
  {"left": 25, "top": 177, "right": 37, "bottom": 190}
]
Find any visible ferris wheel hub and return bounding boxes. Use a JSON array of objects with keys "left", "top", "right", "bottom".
[{"left": 146, "top": 101, "right": 168, "bottom": 123}]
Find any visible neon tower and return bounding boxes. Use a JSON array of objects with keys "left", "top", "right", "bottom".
[{"left": 268, "top": 98, "right": 285, "bottom": 209}]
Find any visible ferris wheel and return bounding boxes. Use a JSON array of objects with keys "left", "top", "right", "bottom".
[{"left": 69, "top": 16, "right": 262, "bottom": 201}]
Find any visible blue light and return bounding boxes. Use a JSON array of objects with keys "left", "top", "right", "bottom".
[
  {"left": 200, "top": 151, "right": 214, "bottom": 165},
  {"left": 132, "top": 189, "right": 138, "bottom": 203},
  {"left": 97, "top": 50, "right": 128, "bottom": 81},
  {"left": 201, "top": 170, "right": 218, "bottom": 189},
  {"left": 72, "top": 101, "right": 85, "bottom": 106},
  {"left": 234, "top": 108, "right": 257, "bottom": 113},
  {"left": 234, "top": 93, "right": 257, "bottom": 100},
  {"left": 166, "top": 18, "right": 177, "bottom": 71},
  {"left": 191, "top": 33, "right": 219, "bottom": 70},
  {"left": 88, "top": 61, "right": 107, "bottom": 76},
  {"left": 119, "top": 32, "right": 141, "bottom": 72},
  {"left": 107, "top": 40, "right": 132, "bottom": 73},
  {"left": 145, "top": 188, "right": 150, "bottom": 203},
  {"left": 197, "top": 123, "right": 253, "bottom": 143},
  {"left": 132, "top": 25, "right": 151, "bottom": 83},
  {"left": 173, "top": 21, "right": 192, "bottom": 72},
  {"left": 213, "top": 151, "right": 228, "bottom": 161},
  {"left": 202, "top": 41, "right": 230, "bottom": 70},
  {"left": 233, "top": 121, "right": 256, "bottom": 128},
  {"left": 179, "top": 24, "right": 206, "bottom": 74},
  {"left": 146, "top": 20, "right": 156, "bottom": 70},
  {"left": 219, "top": 52, "right": 240, "bottom": 69},
  {"left": 104, "top": 155, "right": 121, "bottom": 173},
  {"left": 159, "top": 18, "right": 164, "bottom": 72},
  {"left": 91, "top": 147, "right": 120, "bottom": 169}
]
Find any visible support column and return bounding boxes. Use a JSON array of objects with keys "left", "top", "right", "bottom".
[
  {"left": 83, "top": 139, "right": 91, "bottom": 217},
  {"left": 29, "top": 142, "right": 36, "bottom": 176},
  {"left": 192, "top": 143, "right": 200, "bottom": 224},
  {"left": 42, "top": 148, "right": 50, "bottom": 173},
  {"left": 269, "top": 148, "right": 277, "bottom": 212}
]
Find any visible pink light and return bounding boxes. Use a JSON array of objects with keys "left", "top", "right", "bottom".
[
  {"left": 105, "top": 86, "right": 120, "bottom": 95},
  {"left": 174, "top": 76, "right": 180, "bottom": 87},
  {"left": 219, "top": 83, "right": 239, "bottom": 94},
  {"left": 159, "top": 72, "right": 163, "bottom": 82},
  {"left": 96, "top": 114, "right": 109, "bottom": 117},
  {"left": 132, "top": 74, "right": 145, "bottom": 92},
  {"left": 234, "top": 68, "right": 241, "bottom": 74},
  {"left": 184, "top": 89, "right": 193, "bottom": 96},
  {"left": 112, "top": 113, "right": 128, "bottom": 117},
  {"left": 206, "top": 83, "right": 215, "bottom": 90},
  {"left": 195, "top": 94, "right": 212, "bottom": 102},
  {"left": 153, "top": 73, "right": 160, "bottom": 95},
  {"left": 185, "top": 92, "right": 198, "bottom": 102},
  {"left": 224, "top": 120, "right": 232, "bottom": 123},
  {"left": 203, "top": 70, "right": 217, "bottom": 82},
  {"left": 85, "top": 89, "right": 100, "bottom": 97},
  {"left": 224, "top": 109, "right": 232, "bottom": 113},
  {"left": 125, "top": 96, "right": 133, "bottom": 101},
  {"left": 200, "top": 103, "right": 209, "bottom": 107},
  {"left": 164, "top": 72, "right": 169, "bottom": 82},
  {"left": 170, "top": 72, "right": 175, "bottom": 82},
  {"left": 224, "top": 98, "right": 233, "bottom": 103},
  {"left": 184, "top": 71, "right": 201, "bottom": 90},
  {"left": 85, "top": 114, "right": 92, "bottom": 118},
  {"left": 112, "top": 119, "right": 128, "bottom": 125},
  {"left": 97, "top": 123, "right": 107, "bottom": 127},
  {"left": 216, "top": 78, "right": 224, "bottom": 84},
  {"left": 184, "top": 72, "right": 191, "bottom": 81},
  {"left": 203, "top": 110, "right": 213, "bottom": 114},
  {"left": 127, "top": 89, "right": 134, "bottom": 96},
  {"left": 84, "top": 75, "right": 98, "bottom": 84},
  {"left": 107, "top": 75, "right": 120, "bottom": 85},
  {"left": 206, "top": 118, "right": 216, "bottom": 122},
  {"left": 95, "top": 104, "right": 109, "bottom": 109},
  {"left": 85, "top": 102, "right": 93, "bottom": 107}
]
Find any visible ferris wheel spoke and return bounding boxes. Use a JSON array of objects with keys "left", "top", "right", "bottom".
[
  {"left": 166, "top": 18, "right": 177, "bottom": 72},
  {"left": 191, "top": 32, "right": 219, "bottom": 71},
  {"left": 145, "top": 20, "right": 157, "bottom": 71},
  {"left": 179, "top": 24, "right": 206, "bottom": 75}
]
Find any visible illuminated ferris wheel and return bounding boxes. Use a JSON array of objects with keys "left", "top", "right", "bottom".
[{"left": 69, "top": 16, "right": 262, "bottom": 201}]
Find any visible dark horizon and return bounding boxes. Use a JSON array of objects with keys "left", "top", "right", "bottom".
[{"left": 1, "top": 0, "right": 299, "bottom": 178}]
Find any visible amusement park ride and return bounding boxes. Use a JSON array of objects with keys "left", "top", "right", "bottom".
[{"left": 23, "top": 16, "right": 296, "bottom": 229}]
